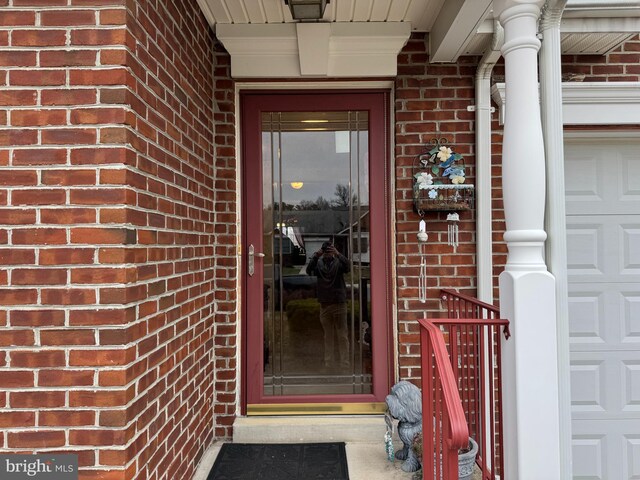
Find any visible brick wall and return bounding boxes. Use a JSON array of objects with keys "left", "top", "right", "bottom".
[
  {"left": 394, "top": 35, "right": 480, "bottom": 384},
  {"left": 0, "top": 1, "right": 216, "bottom": 479},
  {"left": 0, "top": 2, "right": 136, "bottom": 475},
  {"left": 122, "top": 2, "right": 216, "bottom": 479},
  {"left": 210, "top": 42, "right": 237, "bottom": 440}
]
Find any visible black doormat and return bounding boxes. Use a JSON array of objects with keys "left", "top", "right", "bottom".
[{"left": 207, "top": 442, "right": 350, "bottom": 480}]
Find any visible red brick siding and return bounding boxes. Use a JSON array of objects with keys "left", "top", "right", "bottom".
[
  {"left": 0, "top": 1, "right": 215, "bottom": 479},
  {"left": 121, "top": 1, "right": 215, "bottom": 480},
  {"left": 0, "top": 2, "right": 133, "bottom": 476},
  {"left": 394, "top": 35, "right": 480, "bottom": 384},
  {"left": 211, "top": 42, "right": 237, "bottom": 440}
]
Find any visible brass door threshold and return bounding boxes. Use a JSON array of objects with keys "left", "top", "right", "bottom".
[{"left": 247, "top": 402, "right": 386, "bottom": 415}]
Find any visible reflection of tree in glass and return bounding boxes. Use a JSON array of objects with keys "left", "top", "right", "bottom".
[
  {"left": 297, "top": 196, "right": 331, "bottom": 211},
  {"left": 332, "top": 184, "right": 358, "bottom": 209},
  {"left": 270, "top": 202, "right": 296, "bottom": 211},
  {"left": 272, "top": 184, "right": 362, "bottom": 212}
]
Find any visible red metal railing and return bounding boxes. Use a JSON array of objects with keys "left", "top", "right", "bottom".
[
  {"left": 419, "top": 319, "right": 469, "bottom": 480},
  {"left": 437, "top": 289, "right": 510, "bottom": 480}
]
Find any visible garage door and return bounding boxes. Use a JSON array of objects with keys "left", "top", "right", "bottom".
[{"left": 566, "top": 137, "right": 640, "bottom": 480}]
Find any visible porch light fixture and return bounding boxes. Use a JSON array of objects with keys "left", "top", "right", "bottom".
[
  {"left": 284, "top": 0, "right": 330, "bottom": 21},
  {"left": 290, "top": 182, "right": 304, "bottom": 189}
]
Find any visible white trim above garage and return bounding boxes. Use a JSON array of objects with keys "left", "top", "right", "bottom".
[
  {"left": 491, "top": 82, "right": 640, "bottom": 125},
  {"left": 561, "top": 83, "right": 640, "bottom": 124}
]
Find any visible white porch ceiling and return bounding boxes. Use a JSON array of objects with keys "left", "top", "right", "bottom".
[
  {"left": 197, "top": 0, "right": 640, "bottom": 64},
  {"left": 197, "top": 0, "right": 446, "bottom": 32}
]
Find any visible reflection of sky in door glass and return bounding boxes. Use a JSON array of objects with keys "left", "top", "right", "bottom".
[{"left": 261, "top": 131, "right": 369, "bottom": 206}]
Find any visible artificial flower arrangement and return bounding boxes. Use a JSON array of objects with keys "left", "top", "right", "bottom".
[{"left": 413, "top": 138, "right": 474, "bottom": 212}]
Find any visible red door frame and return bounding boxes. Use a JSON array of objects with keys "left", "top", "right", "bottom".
[{"left": 240, "top": 90, "right": 393, "bottom": 413}]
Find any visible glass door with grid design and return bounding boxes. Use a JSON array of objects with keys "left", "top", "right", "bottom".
[{"left": 241, "top": 92, "right": 391, "bottom": 414}]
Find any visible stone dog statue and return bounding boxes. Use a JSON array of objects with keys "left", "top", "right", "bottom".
[{"left": 385, "top": 380, "right": 422, "bottom": 472}]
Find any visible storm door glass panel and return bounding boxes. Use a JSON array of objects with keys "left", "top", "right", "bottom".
[{"left": 262, "top": 111, "right": 372, "bottom": 396}]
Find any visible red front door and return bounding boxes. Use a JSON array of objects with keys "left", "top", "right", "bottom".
[{"left": 241, "top": 91, "right": 392, "bottom": 414}]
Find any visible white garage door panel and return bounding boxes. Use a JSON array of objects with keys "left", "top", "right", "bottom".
[
  {"left": 626, "top": 436, "right": 640, "bottom": 480},
  {"left": 566, "top": 221, "right": 605, "bottom": 278},
  {"left": 569, "top": 284, "right": 640, "bottom": 350},
  {"left": 566, "top": 142, "right": 640, "bottom": 215},
  {"left": 565, "top": 151, "right": 603, "bottom": 202},
  {"left": 572, "top": 433, "right": 607, "bottom": 480},
  {"left": 572, "top": 423, "right": 640, "bottom": 480},
  {"left": 571, "top": 351, "right": 640, "bottom": 418},
  {"left": 622, "top": 152, "right": 640, "bottom": 200},
  {"left": 567, "top": 216, "right": 640, "bottom": 283},
  {"left": 567, "top": 137, "right": 640, "bottom": 480},
  {"left": 568, "top": 288, "right": 606, "bottom": 346},
  {"left": 570, "top": 357, "right": 606, "bottom": 414},
  {"left": 622, "top": 225, "right": 640, "bottom": 276}
]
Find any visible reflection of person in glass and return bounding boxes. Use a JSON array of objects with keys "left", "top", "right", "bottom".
[{"left": 306, "top": 241, "right": 350, "bottom": 368}]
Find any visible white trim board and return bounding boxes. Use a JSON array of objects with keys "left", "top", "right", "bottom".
[
  {"left": 491, "top": 82, "right": 640, "bottom": 125},
  {"left": 217, "top": 23, "right": 411, "bottom": 78}
]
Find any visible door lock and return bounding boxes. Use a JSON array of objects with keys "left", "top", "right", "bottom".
[{"left": 248, "top": 244, "right": 265, "bottom": 277}]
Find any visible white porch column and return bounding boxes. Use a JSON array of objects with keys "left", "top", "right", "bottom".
[
  {"left": 495, "top": 1, "right": 562, "bottom": 479},
  {"left": 540, "top": 1, "right": 572, "bottom": 478}
]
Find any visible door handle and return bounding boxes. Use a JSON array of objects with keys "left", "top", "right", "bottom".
[{"left": 248, "top": 244, "right": 265, "bottom": 277}]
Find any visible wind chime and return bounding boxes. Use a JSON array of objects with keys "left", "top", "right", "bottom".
[
  {"left": 446, "top": 212, "right": 460, "bottom": 251},
  {"left": 416, "top": 213, "right": 459, "bottom": 303},
  {"left": 418, "top": 217, "right": 428, "bottom": 304}
]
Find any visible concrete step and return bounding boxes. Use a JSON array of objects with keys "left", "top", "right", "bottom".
[
  {"left": 233, "top": 415, "right": 388, "bottom": 443},
  {"left": 194, "top": 418, "right": 484, "bottom": 480}
]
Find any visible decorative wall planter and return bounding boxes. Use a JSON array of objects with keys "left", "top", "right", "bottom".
[
  {"left": 412, "top": 138, "right": 474, "bottom": 215},
  {"left": 413, "top": 184, "right": 475, "bottom": 212}
]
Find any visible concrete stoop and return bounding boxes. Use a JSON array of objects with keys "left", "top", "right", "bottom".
[
  {"left": 193, "top": 415, "right": 415, "bottom": 480},
  {"left": 233, "top": 415, "right": 388, "bottom": 443}
]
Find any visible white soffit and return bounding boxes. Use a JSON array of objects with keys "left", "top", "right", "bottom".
[
  {"left": 491, "top": 82, "right": 640, "bottom": 125},
  {"left": 561, "top": 32, "right": 635, "bottom": 54},
  {"left": 466, "top": 31, "right": 634, "bottom": 55},
  {"left": 195, "top": 0, "right": 445, "bottom": 32},
  {"left": 470, "top": 16, "right": 639, "bottom": 55},
  {"left": 559, "top": 16, "right": 640, "bottom": 54},
  {"left": 216, "top": 22, "right": 411, "bottom": 78},
  {"left": 428, "top": 0, "right": 493, "bottom": 62},
  {"left": 560, "top": 16, "right": 640, "bottom": 32}
]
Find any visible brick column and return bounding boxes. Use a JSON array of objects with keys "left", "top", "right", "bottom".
[
  {"left": 211, "top": 41, "right": 238, "bottom": 439},
  {"left": 0, "top": 1, "right": 216, "bottom": 479}
]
